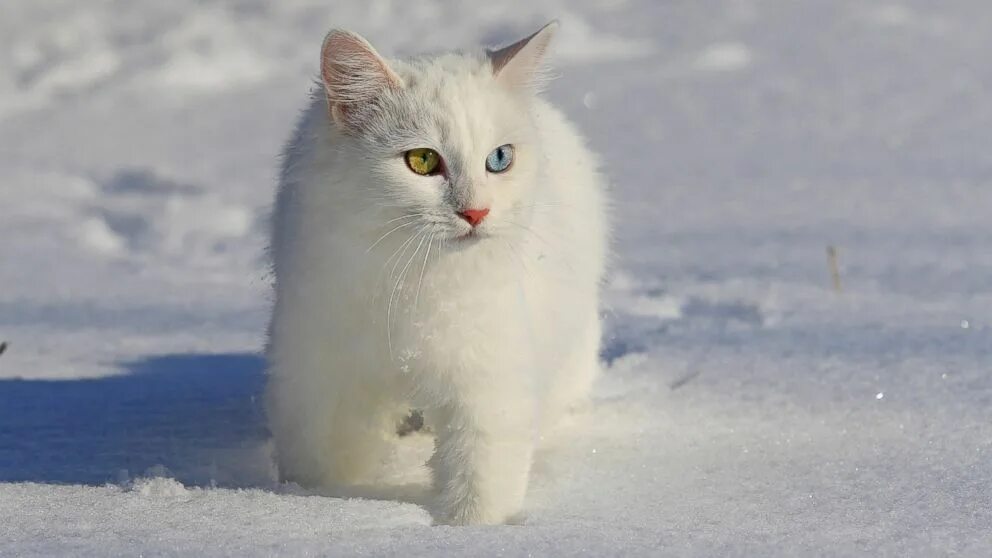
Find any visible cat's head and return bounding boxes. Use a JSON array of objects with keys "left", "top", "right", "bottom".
[{"left": 317, "top": 22, "right": 558, "bottom": 248}]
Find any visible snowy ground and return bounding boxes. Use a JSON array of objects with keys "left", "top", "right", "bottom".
[{"left": 2, "top": 0, "right": 992, "bottom": 555}]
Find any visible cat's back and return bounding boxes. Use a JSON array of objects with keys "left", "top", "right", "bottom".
[
  {"left": 270, "top": 95, "right": 332, "bottom": 278},
  {"left": 531, "top": 98, "right": 609, "bottom": 274}
]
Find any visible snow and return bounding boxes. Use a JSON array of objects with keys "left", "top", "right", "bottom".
[
  {"left": 2, "top": 0, "right": 991, "bottom": 555},
  {"left": 693, "top": 42, "right": 753, "bottom": 72}
]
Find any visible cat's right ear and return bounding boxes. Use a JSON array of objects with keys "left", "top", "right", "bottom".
[
  {"left": 320, "top": 29, "right": 402, "bottom": 131},
  {"left": 488, "top": 21, "right": 559, "bottom": 90}
]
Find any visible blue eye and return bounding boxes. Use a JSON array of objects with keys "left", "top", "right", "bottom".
[{"left": 485, "top": 144, "right": 514, "bottom": 173}]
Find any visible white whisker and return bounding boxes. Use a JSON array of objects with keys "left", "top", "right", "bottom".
[
  {"left": 414, "top": 231, "right": 435, "bottom": 311},
  {"left": 366, "top": 218, "right": 420, "bottom": 253},
  {"left": 387, "top": 230, "right": 428, "bottom": 356},
  {"left": 373, "top": 226, "right": 423, "bottom": 306}
]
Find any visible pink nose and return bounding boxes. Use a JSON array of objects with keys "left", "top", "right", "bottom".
[{"left": 458, "top": 208, "right": 489, "bottom": 227}]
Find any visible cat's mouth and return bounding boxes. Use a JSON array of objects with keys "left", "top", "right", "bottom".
[{"left": 453, "top": 229, "right": 486, "bottom": 243}]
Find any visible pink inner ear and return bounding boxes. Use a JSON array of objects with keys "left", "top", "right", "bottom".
[
  {"left": 489, "top": 40, "right": 531, "bottom": 75},
  {"left": 320, "top": 30, "right": 400, "bottom": 106}
]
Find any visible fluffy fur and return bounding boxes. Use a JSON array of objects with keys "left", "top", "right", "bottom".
[{"left": 266, "top": 22, "right": 608, "bottom": 525}]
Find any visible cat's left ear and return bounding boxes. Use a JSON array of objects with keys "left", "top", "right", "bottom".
[
  {"left": 488, "top": 21, "right": 558, "bottom": 90},
  {"left": 320, "top": 29, "right": 402, "bottom": 131}
]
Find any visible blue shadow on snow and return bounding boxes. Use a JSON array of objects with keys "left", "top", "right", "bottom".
[{"left": 0, "top": 353, "right": 271, "bottom": 487}]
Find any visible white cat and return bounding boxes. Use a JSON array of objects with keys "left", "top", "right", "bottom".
[{"left": 265, "top": 21, "right": 608, "bottom": 525}]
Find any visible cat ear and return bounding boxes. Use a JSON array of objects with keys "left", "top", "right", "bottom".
[
  {"left": 488, "top": 21, "right": 559, "bottom": 89},
  {"left": 320, "top": 29, "right": 402, "bottom": 130}
]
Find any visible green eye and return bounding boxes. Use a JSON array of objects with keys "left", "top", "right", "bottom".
[{"left": 405, "top": 148, "right": 442, "bottom": 175}]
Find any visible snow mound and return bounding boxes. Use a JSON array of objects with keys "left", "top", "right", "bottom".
[{"left": 128, "top": 475, "right": 190, "bottom": 499}]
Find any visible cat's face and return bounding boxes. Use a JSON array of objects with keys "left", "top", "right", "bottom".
[
  {"left": 352, "top": 56, "right": 542, "bottom": 245},
  {"left": 319, "top": 24, "right": 557, "bottom": 249}
]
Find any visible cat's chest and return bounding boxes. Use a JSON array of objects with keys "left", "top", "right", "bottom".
[{"left": 389, "top": 268, "right": 536, "bottom": 347}]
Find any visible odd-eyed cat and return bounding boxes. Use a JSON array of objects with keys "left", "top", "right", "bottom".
[{"left": 266, "top": 21, "right": 608, "bottom": 525}]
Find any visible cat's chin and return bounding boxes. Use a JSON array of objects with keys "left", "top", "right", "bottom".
[
  {"left": 454, "top": 229, "right": 485, "bottom": 242},
  {"left": 446, "top": 230, "right": 488, "bottom": 249}
]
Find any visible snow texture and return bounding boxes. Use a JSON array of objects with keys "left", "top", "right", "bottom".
[{"left": 1, "top": 0, "right": 991, "bottom": 555}]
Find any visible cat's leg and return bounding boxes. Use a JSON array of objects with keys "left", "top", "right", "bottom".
[
  {"left": 426, "top": 377, "right": 537, "bottom": 525},
  {"left": 269, "top": 374, "right": 405, "bottom": 488},
  {"left": 543, "top": 309, "right": 602, "bottom": 432},
  {"left": 267, "top": 333, "right": 403, "bottom": 488}
]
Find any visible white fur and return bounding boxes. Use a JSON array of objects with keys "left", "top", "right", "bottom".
[{"left": 265, "top": 23, "right": 608, "bottom": 525}]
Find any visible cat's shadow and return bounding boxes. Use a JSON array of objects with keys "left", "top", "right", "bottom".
[
  {"left": 0, "top": 353, "right": 274, "bottom": 487},
  {"left": 0, "top": 352, "right": 435, "bottom": 508}
]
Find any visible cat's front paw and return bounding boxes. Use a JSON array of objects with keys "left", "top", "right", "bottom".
[{"left": 430, "top": 494, "right": 522, "bottom": 526}]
